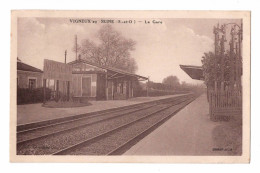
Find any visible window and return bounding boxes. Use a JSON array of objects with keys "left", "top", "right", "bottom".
[{"left": 28, "top": 78, "right": 37, "bottom": 89}]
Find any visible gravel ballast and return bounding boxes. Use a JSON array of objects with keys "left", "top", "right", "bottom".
[
  {"left": 60, "top": 98, "right": 194, "bottom": 155},
  {"left": 17, "top": 103, "right": 172, "bottom": 155},
  {"left": 17, "top": 104, "right": 154, "bottom": 142}
]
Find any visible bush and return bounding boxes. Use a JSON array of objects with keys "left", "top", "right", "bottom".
[{"left": 17, "top": 87, "right": 52, "bottom": 105}]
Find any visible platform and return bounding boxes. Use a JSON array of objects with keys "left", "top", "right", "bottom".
[
  {"left": 123, "top": 93, "right": 223, "bottom": 156},
  {"left": 17, "top": 93, "right": 188, "bottom": 125}
]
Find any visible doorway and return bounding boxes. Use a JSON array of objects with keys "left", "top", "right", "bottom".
[{"left": 82, "top": 77, "right": 91, "bottom": 97}]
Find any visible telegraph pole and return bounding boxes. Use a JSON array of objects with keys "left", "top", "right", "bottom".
[
  {"left": 146, "top": 76, "right": 150, "bottom": 97},
  {"left": 65, "top": 50, "right": 67, "bottom": 64}
]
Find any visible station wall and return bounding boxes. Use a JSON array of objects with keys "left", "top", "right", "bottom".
[{"left": 71, "top": 73, "right": 97, "bottom": 98}]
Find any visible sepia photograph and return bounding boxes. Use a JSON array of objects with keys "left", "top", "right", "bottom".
[{"left": 10, "top": 10, "right": 250, "bottom": 163}]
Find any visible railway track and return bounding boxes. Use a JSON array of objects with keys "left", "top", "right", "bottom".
[
  {"left": 17, "top": 103, "right": 156, "bottom": 144},
  {"left": 17, "top": 95, "right": 189, "bottom": 142},
  {"left": 17, "top": 94, "right": 191, "bottom": 133},
  {"left": 17, "top": 94, "right": 198, "bottom": 155}
]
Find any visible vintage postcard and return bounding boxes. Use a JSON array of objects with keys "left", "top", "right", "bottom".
[{"left": 10, "top": 10, "right": 250, "bottom": 163}]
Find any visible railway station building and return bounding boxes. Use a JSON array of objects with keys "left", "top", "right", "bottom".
[
  {"left": 67, "top": 59, "right": 148, "bottom": 100},
  {"left": 48, "top": 59, "right": 148, "bottom": 101},
  {"left": 17, "top": 58, "right": 148, "bottom": 103}
]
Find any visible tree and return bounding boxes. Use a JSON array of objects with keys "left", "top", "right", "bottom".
[
  {"left": 201, "top": 51, "right": 232, "bottom": 90},
  {"left": 75, "top": 24, "right": 137, "bottom": 73},
  {"left": 162, "top": 75, "right": 180, "bottom": 89},
  {"left": 201, "top": 52, "right": 217, "bottom": 88},
  {"left": 181, "top": 81, "right": 188, "bottom": 89}
]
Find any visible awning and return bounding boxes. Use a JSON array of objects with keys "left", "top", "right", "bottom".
[
  {"left": 180, "top": 65, "right": 204, "bottom": 80},
  {"left": 69, "top": 59, "right": 148, "bottom": 81}
]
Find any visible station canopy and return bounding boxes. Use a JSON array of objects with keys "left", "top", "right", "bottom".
[
  {"left": 69, "top": 59, "right": 148, "bottom": 81},
  {"left": 180, "top": 65, "right": 204, "bottom": 81}
]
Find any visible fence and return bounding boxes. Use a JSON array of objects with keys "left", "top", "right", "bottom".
[
  {"left": 17, "top": 87, "right": 52, "bottom": 105},
  {"left": 209, "top": 90, "right": 242, "bottom": 121}
]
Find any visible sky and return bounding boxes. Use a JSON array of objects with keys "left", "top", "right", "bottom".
[{"left": 17, "top": 17, "right": 241, "bottom": 84}]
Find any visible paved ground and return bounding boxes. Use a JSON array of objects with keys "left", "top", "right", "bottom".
[
  {"left": 124, "top": 94, "right": 222, "bottom": 156},
  {"left": 17, "top": 94, "right": 188, "bottom": 125}
]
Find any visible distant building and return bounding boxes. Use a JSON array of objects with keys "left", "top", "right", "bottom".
[{"left": 17, "top": 60, "right": 43, "bottom": 89}]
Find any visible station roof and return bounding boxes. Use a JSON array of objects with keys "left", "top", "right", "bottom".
[
  {"left": 17, "top": 61, "right": 43, "bottom": 73},
  {"left": 180, "top": 65, "right": 204, "bottom": 80},
  {"left": 68, "top": 59, "right": 148, "bottom": 80}
]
